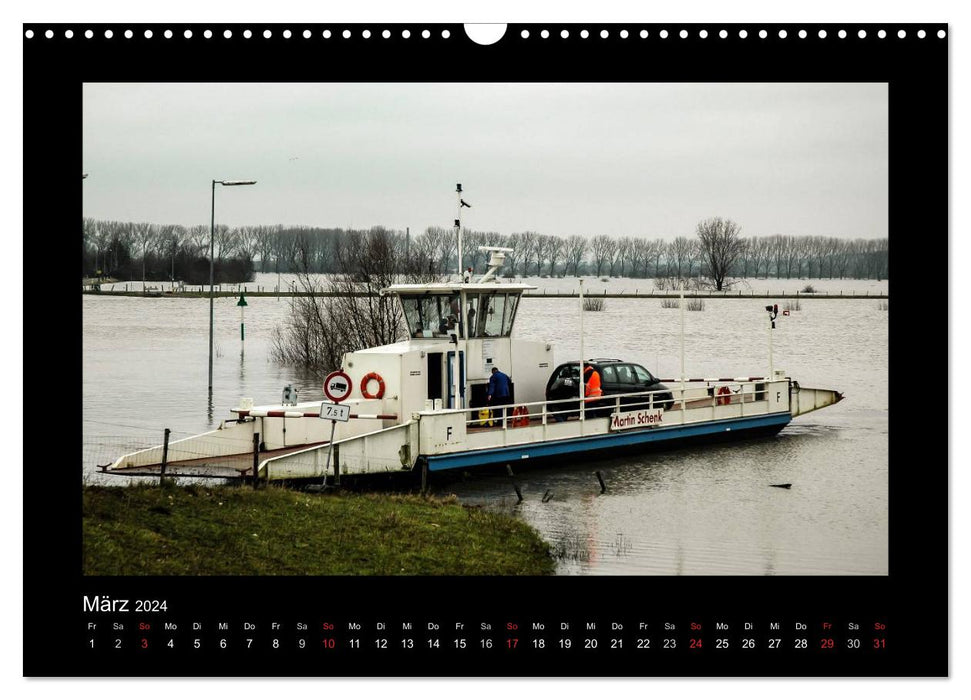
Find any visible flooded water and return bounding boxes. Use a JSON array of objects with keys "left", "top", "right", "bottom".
[{"left": 82, "top": 274, "right": 888, "bottom": 576}]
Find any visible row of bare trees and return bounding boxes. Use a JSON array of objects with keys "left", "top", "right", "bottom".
[
  {"left": 413, "top": 228, "right": 888, "bottom": 282},
  {"left": 82, "top": 217, "right": 889, "bottom": 283}
]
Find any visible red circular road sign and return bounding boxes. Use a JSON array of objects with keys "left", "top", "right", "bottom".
[{"left": 323, "top": 370, "right": 353, "bottom": 403}]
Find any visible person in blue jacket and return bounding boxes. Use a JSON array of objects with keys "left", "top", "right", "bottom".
[{"left": 487, "top": 367, "right": 512, "bottom": 421}]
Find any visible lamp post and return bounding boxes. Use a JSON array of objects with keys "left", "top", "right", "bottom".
[{"left": 209, "top": 179, "right": 256, "bottom": 394}]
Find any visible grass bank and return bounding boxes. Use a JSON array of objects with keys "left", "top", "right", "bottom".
[{"left": 83, "top": 483, "right": 554, "bottom": 576}]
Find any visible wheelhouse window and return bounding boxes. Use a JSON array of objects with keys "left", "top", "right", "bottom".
[
  {"left": 474, "top": 292, "right": 521, "bottom": 337},
  {"left": 401, "top": 293, "right": 462, "bottom": 338},
  {"left": 401, "top": 290, "right": 522, "bottom": 339}
]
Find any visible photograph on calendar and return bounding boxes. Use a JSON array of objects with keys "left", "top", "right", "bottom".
[{"left": 82, "top": 81, "right": 888, "bottom": 578}]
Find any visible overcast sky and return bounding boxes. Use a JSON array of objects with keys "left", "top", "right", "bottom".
[{"left": 82, "top": 82, "right": 887, "bottom": 240}]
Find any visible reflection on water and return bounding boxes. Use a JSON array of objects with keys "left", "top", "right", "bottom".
[{"left": 82, "top": 286, "right": 887, "bottom": 575}]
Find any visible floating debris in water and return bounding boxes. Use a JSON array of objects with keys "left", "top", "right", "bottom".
[{"left": 770, "top": 483, "right": 792, "bottom": 489}]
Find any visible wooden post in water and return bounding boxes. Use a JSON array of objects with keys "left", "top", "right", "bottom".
[
  {"left": 160, "top": 428, "right": 171, "bottom": 480},
  {"left": 595, "top": 470, "right": 607, "bottom": 494},
  {"left": 506, "top": 464, "right": 524, "bottom": 503},
  {"left": 252, "top": 432, "right": 260, "bottom": 489}
]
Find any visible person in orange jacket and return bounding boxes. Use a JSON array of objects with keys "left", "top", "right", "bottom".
[{"left": 583, "top": 364, "right": 602, "bottom": 402}]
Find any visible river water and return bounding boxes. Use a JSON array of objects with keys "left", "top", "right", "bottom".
[{"left": 82, "top": 274, "right": 888, "bottom": 576}]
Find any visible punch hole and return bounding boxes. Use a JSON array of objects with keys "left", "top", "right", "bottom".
[
  {"left": 600, "top": 29, "right": 609, "bottom": 39},
  {"left": 878, "top": 30, "right": 886, "bottom": 39},
  {"left": 464, "top": 24, "right": 505, "bottom": 45},
  {"left": 25, "top": 29, "right": 34, "bottom": 39},
  {"left": 897, "top": 30, "right": 906, "bottom": 38},
  {"left": 382, "top": 30, "right": 390, "bottom": 39},
  {"left": 857, "top": 30, "right": 867, "bottom": 39},
  {"left": 86, "top": 29, "right": 95, "bottom": 39},
  {"left": 65, "top": 29, "right": 74, "bottom": 39},
  {"left": 422, "top": 30, "right": 430, "bottom": 39},
  {"left": 718, "top": 29, "right": 727, "bottom": 39},
  {"left": 679, "top": 29, "right": 688, "bottom": 39},
  {"left": 917, "top": 29, "right": 926, "bottom": 38},
  {"left": 104, "top": 29, "right": 113, "bottom": 39},
  {"left": 203, "top": 30, "right": 212, "bottom": 39},
  {"left": 778, "top": 29, "right": 787, "bottom": 39},
  {"left": 243, "top": 30, "right": 252, "bottom": 39},
  {"left": 520, "top": 30, "right": 529, "bottom": 39},
  {"left": 402, "top": 29, "right": 411, "bottom": 39},
  {"left": 362, "top": 29, "right": 371, "bottom": 39},
  {"left": 561, "top": 29, "right": 569, "bottom": 39},
  {"left": 798, "top": 29, "right": 806, "bottom": 39},
  {"left": 44, "top": 29, "right": 53, "bottom": 38},
  {"left": 759, "top": 29, "right": 767, "bottom": 39},
  {"left": 126, "top": 29, "right": 135, "bottom": 39},
  {"left": 283, "top": 29, "right": 291, "bottom": 38},
  {"left": 698, "top": 29, "right": 708, "bottom": 39},
  {"left": 838, "top": 30, "right": 847, "bottom": 39},
  {"left": 223, "top": 30, "right": 232, "bottom": 39},
  {"left": 580, "top": 29, "right": 589, "bottom": 39},
  {"left": 738, "top": 29, "right": 747, "bottom": 39},
  {"left": 540, "top": 29, "right": 549, "bottom": 39},
  {"left": 303, "top": 30, "right": 311, "bottom": 39},
  {"left": 323, "top": 30, "right": 331, "bottom": 39},
  {"left": 818, "top": 30, "right": 827, "bottom": 39},
  {"left": 184, "top": 30, "right": 193, "bottom": 39},
  {"left": 937, "top": 29, "right": 946, "bottom": 38},
  {"left": 441, "top": 29, "right": 450, "bottom": 39},
  {"left": 265, "top": 30, "right": 273, "bottom": 39},
  {"left": 620, "top": 29, "right": 629, "bottom": 39},
  {"left": 342, "top": 30, "right": 351, "bottom": 39},
  {"left": 642, "top": 30, "right": 650, "bottom": 39},
  {"left": 660, "top": 29, "right": 668, "bottom": 39},
  {"left": 164, "top": 29, "right": 173, "bottom": 39}
]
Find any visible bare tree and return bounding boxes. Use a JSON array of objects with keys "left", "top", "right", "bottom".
[
  {"left": 606, "top": 238, "right": 623, "bottom": 276},
  {"left": 648, "top": 239, "right": 665, "bottom": 278},
  {"left": 589, "top": 235, "right": 611, "bottom": 277},
  {"left": 615, "top": 236, "right": 634, "bottom": 277},
  {"left": 695, "top": 217, "right": 744, "bottom": 291},
  {"left": 517, "top": 231, "right": 539, "bottom": 277},
  {"left": 565, "top": 235, "right": 587, "bottom": 276},
  {"left": 546, "top": 235, "right": 565, "bottom": 276},
  {"left": 670, "top": 236, "right": 693, "bottom": 279},
  {"left": 629, "top": 238, "right": 649, "bottom": 278}
]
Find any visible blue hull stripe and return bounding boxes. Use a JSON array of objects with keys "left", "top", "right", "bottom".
[{"left": 425, "top": 413, "right": 792, "bottom": 472}]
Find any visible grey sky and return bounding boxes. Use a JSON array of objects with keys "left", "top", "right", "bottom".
[{"left": 82, "top": 82, "right": 887, "bottom": 240}]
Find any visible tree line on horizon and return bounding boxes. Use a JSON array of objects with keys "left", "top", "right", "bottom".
[{"left": 82, "top": 218, "right": 889, "bottom": 284}]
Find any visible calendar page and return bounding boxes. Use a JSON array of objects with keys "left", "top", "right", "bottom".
[{"left": 22, "top": 21, "right": 946, "bottom": 677}]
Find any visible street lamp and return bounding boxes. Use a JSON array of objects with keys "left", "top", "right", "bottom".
[{"left": 209, "top": 179, "right": 256, "bottom": 394}]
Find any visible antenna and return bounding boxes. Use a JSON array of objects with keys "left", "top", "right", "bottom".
[{"left": 455, "top": 184, "right": 464, "bottom": 279}]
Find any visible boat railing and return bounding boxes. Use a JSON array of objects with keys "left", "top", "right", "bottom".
[{"left": 465, "top": 381, "right": 772, "bottom": 432}]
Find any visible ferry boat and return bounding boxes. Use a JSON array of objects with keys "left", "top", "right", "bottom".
[{"left": 106, "top": 247, "right": 844, "bottom": 484}]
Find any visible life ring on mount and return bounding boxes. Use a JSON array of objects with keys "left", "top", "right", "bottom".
[
  {"left": 361, "top": 372, "right": 386, "bottom": 399},
  {"left": 511, "top": 406, "right": 530, "bottom": 427},
  {"left": 716, "top": 385, "right": 732, "bottom": 406}
]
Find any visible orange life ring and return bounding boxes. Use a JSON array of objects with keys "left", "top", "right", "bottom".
[
  {"left": 361, "top": 372, "right": 386, "bottom": 399},
  {"left": 512, "top": 406, "right": 530, "bottom": 427},
  {"left": 716, "top": 386, "right": 732, "bottom": 406}
]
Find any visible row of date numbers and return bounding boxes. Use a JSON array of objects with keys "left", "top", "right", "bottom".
[{"left": 90, "top": 636, "right": 887, "bottom": 651}]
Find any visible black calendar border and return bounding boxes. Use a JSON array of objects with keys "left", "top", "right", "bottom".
[{"left": 23, "top": 23, "right": 948, "bottom": 677}]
